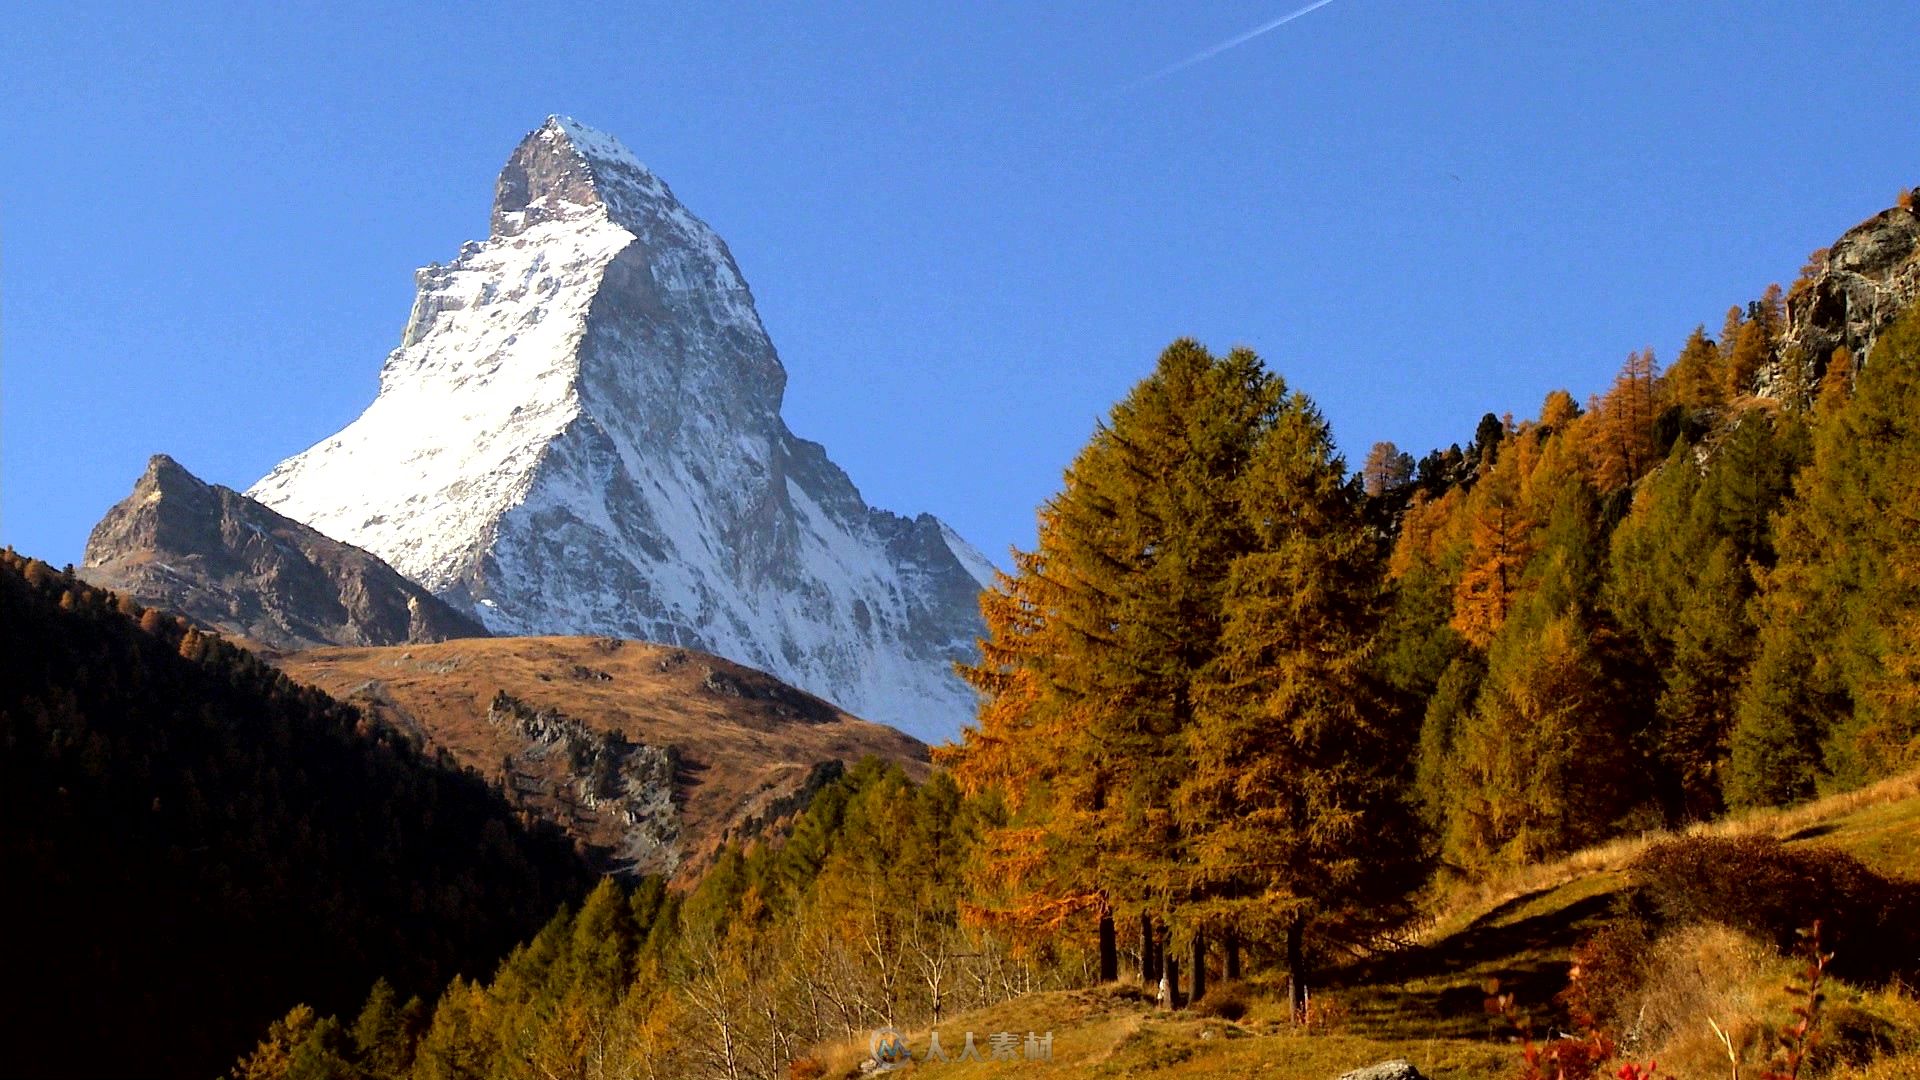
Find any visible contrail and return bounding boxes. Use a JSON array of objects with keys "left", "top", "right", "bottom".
[{"left": 1136, "top": 0, "right": 1342, "bottom": 85}]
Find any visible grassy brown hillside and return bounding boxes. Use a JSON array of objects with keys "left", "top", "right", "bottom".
[
  {"left": 801, "top": 772, "right": 1920, "bottom": 1080},
  {"left": 277, "top": 636, "right": 930, "bottom": 879}
]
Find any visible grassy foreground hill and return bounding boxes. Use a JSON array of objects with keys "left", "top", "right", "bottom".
[{"left": 798, "top": 772, "right": 1920, "bottom": 1080}]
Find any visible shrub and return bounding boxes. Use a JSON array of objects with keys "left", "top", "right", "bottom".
[
  {"left": 1487, "top": 980, "right": 1647, "bottom": 1080},
  {"left": 1627, "top": 922, "right": 1791, "bottom": 1073},
  {"left": 1558, "top": 913, "right": 1920, "bottom": 1078},
  {"left": 1558, "top": 916, "right": 1655, "bottom": 1035},
  {"left": 1629, "top": 836, "right": 1920, "bottom": 985},
  {"left": 1828, "top": 1048, "right": 1920, "bottom": 1079},
  {"left": 1191, "top": 980, "right": 1251, "bottom": 1022},
  {"left": 1815, "top": 1003, "right": 1899, "bottom": 1072}
]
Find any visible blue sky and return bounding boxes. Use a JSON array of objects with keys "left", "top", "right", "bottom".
[{"left": 5, "top": 2, "right": 1917, "bottom": 570}]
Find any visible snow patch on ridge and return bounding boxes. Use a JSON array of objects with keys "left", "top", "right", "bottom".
[
  {"left": 549, "top": 115, "right": 647, "bottom": 172},
  {"left": 940, "top": 522, "right": 1002, "bottom": 590}
]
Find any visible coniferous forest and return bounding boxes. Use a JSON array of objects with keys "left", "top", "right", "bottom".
[
  {"left": 10, "top": 201, "right": 1920, "bottom": 1079},
  {"left": 0, "top": 553, "right": 593, "bottom": 1080},
  {"left": 222, "top": 204, "right": 1920, "bottom": 1078}
]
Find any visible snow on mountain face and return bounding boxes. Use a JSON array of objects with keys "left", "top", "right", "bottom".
[{"left": 249, "top": 116, "right": 992, "bottom": 742}]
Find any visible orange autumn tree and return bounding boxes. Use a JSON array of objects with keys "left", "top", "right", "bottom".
[
  {"left": 948, "top": 340, "right": 1291, "bottom": 985},
  {"left": 949, "top": 339, "right": 1424, "bottom": 1003},
  {"left": 1438, "top": 414, "right": 1638, "bottom": 867},
  {"left": 1583, "top": 347, "right": 1663, "bottom": 494},
  {"left": 1666, "top": 325, "right": 1726, "bottom": 412},
  {"left": 1390, "top": 485, "right": 1470, "bottom": 580},
  {"left": 1451, "top": 432, "right": 1541, "bottom": 648},
  {"left": 1816, "top": 345, "right": 1855, "bottom": 413},
  {"left": 1175, "top": 386, "right": 1422, "bottom": 1017},
  {"left": 1722, "top": 284, "right": 1786, "bottom": 399},
  {"left": 942, "top": 524, "right": 1112, "bottom": 951}
]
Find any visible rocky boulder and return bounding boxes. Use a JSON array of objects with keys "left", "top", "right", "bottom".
[{"left": 1336, "top": 1061, "right": 1428, "bottom": 1080}]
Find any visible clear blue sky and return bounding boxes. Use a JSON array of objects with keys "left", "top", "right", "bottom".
[{"left": 5, "top": 2, "right": 1917, "bottom": 570}]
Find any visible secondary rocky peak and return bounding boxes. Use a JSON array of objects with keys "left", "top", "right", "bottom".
[
  {"left": 135, "top": 453, "right": 218, "bottom": 511},
  {"left": 95, "top": 454, "right": 227, "bottom": 557},
  {"left": 84, "top": 456, "right": 489, "bottom": 651},
  {"left": 144, "top": 452, "right": 203, "bottom": 487}
]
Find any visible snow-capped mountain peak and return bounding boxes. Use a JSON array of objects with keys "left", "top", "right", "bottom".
[{"left": 248, "top": 118, "right": 988, "bottom": 742}]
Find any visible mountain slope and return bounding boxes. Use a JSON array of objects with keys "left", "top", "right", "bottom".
[
  {"left": 247, "top": 116, "right": 991, "bottom": 741},
  {"left": 81, "top": 454, "right": 488, "bottom": 650},
  {"left": 276, "top": 635, "right": 931, "bottom": 879},
  {"left": 794, "top": 772, "right": 1920, "bottom": 1080},
  {"left": 0, "top": 551, "right": 589, "bottom": 1080}
]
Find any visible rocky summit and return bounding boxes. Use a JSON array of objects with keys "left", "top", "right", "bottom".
[
  {"left": 81, "top": 454, "right": 487, "bottom": 650},
  {"left": 247, "top": 117, "right": 993, "bottom": 741}
]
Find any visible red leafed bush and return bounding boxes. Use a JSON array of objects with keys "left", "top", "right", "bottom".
[
  {"left": 1557, "top": 917, "right": 1655, "bottom": 1035},
  {"left": 1488, "top": 982, "right": 1655, "bottom": 1080}
]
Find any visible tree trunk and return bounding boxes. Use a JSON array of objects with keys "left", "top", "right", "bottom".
[
  {"left": 1189, "top": 930, "right": 1207, "bottom": 1004},
  {"left": 1159, "top": 919, "right": 1177, "bottom": 1009},
  {"left": 1286, "top": 916, "right": 1307, "bottom": 1022},
  {"left": 1140, "top": 911, "right": 1158, "bottom": 989},
  {"left": 1224, "top": 931, "right": 1242, "bottom": 981},
  {"left": 1097, "top": 907, "right": 1118, "bottom": 983}
]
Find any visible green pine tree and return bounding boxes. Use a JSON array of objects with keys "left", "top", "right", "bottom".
[
  {"left": 349, "top": 980, "right": 422, "bottom": 1080},
  {"left": 1656, "top": 539, "right": 1753, "bottom": 817},
  {"left": 1175, "top": 385, "right": 1421, "bottom": 1016},
  {"left": 1414, "top": 656, "right": 1483, "bottom": 831},
  {"left": 1731, "top": 305, "right": 1920, "bottom": 802},
  {"left": 1444, "top": 488, "right": 1633, "bottom": 869}
]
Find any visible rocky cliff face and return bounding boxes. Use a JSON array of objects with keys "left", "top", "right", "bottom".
[
  {"left": 81, "top": 455, "right": 488, "bottom": 650},
  {"left": 485, "top": 688, "right": 684, "bottom": 875},
  {"left": 1773, "top": 198, "right": 1920, "bottom": 391},
  {"left": 247, "top": 117, "right": 992, "bottom": 741}
]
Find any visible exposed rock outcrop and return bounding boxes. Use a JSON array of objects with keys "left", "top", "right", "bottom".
[
  {"left": 279, "top": 636, "right": 930, "bottom": 881},
  {"left": 1771, "top": 195, "right": 1920, "bottom": 393},
  {"left": 81, "top": 454, "right": 488, "bottom": 650},
  {"left": 487, "top": 689, "right": 682, "bottom": 875}
]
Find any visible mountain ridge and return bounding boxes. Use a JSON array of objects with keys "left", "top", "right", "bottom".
[
  {"left": 81, "top": 453, "right": 488, "bottom": 650},
  {"left": 275, "top": 634, "right": 931, "bottom": 881},
  {"left": 0, "top": 550, "right": 591, "bottom": 1080},
  {"left": 73, "top": 451, "right": 933, "bottom": 882},
  {"left": 247, "top": 116, "right": 991, "bottom": 741}
]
